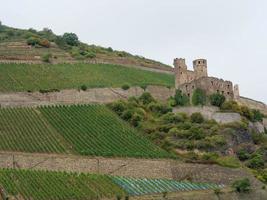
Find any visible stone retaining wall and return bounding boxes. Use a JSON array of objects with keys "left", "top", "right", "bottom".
[
  {"left": 0, "top": 86, "right": 175, "bottom": 107},
  {"left": 0, "top": 152, "right": 257, "bottom": 186},
  {"left": 173, "top": 106, "right": 242, "bottom": 124}
]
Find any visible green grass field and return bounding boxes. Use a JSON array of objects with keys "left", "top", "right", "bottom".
[
  {"left": 0, "top": 63, "right": 174, "bottom": 92},
  {"left": 0, "top": 105, "right": 171, "bottom": 158}
]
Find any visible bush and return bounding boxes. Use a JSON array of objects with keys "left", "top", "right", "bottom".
[
  {"left": 246, "top": 154, "right": 265, "bottom": 169},
  {"left": 173, "top": 90, "right": 189, "bottom": 106},
  {"left": 190, "top": 112, "right": 204, "bottom": 123},
  {"left": 148, "top": 102, "right": 172, "bottom": 115},
  {"left": 209, "top": 93, "right": 225, "bottom": 107},
  {"left": 27, "top": 36, "right": 40, "bottom": 46},
  {"left": 139, "top": 92, "right": 155, "bottom": 105},
  {"left": 108, "top": 101, "right": 126, "bottom": 115},
  {"left": 121, "top": 84, "right": 130, "bottom": 90},
  {"left": 62, "top": 32, "right": 79, "bottom": 46},
  {"left": 80, "top": 85, "right": 87, "bottom": 91},
  {"left": 130, "top": 113, "right": 143, "bottom": 127},
  {"left": 121, "top": 109, "right": 134, "bottom": 121},
  {"left": 216, "top": 156, "right": 241, "bottom": 168},
  {"left": 192, "top": 88, "right": 206, "bottom": 106},
  {"left": 39, "top": 39, "right": 50, "bottom": 48},
  {"left": 252, "top": 109, "right": 264, "bottom": 122},
  {"left": 42, "top": 53, "right": 52, "bottom": 63},
  {"left": 240, "top": 106, "right": 254, "bottom": 121},
  {"left": 221, "top": 101, "right": 241, "bottom": 113},
  {"left": 161, "top": 113, "right": 186, "bottom": 124},
  {"left": 232, "top": 178, "right": 251, "bottom": 193},
  {"left": 85, "top": 52, "right": 96, "bottom": 59},
  {"left": 237, "top": 149, "right": 251, "bottom": 161}
]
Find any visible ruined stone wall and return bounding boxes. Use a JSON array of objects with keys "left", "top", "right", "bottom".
[
  {"left": 178, "top": 77, "right": 234, "bottom": 100},
  {"left": 238, "top": 96, "right": 267, "bottom": 115}
]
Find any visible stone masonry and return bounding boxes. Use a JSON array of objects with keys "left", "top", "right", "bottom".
[{"left": 174, "top": 58, "right": 237, "bottom": 100}]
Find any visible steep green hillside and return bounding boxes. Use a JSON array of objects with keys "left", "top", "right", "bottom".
[
  {"left": 0, "top": 105, "right": 171, "bottom": 158},
  {"left": 0, "top": 23, "right": 171, "bottom": 68},
  {"left": 0, "top": 63, "right": 174, "bottom": 92}
]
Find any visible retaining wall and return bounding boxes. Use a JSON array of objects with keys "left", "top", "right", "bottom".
[
  {"left": 0, "top": 152, "right": 256, "bottom": 186},
  {"left": 0, "top": 86, "right": 175, "bottom": 107}
]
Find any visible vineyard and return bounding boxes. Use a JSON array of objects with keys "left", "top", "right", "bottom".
[
  {"left": 111, "top": 176, "right": 223, "bottom": 196},
  {"left": 0, "top": 169, "right": 223, "bottom": 200},
  {"left": 0, "top": 105, "right": 171, "bottom": 158},
  {"left": 0, "top": 63, "right": 174, "bottom": 92},
  {"left": 0, "top": 169, "right": 125, "bottom": 200}
]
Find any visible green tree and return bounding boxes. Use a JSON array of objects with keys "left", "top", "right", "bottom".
[
  {"left": 139, "top": 92, "right": 155, "bottom": 105},
  {"left": 174, "top": 90, "right": 189, "bottom": 106},
  {"left": 209, "top": 93, "right": 225, "bottom": 107},
  {"left": 192, "top": 88, "right": 206, "bottom": 106},
  {"left": 190, "top": 112, "right": 204, "bottom": 123},
  {"left": 62, "top": 33, "right": 79, "bottom": 46}
]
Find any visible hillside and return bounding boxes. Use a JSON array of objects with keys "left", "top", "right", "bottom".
[
  {"left": 0, "top": 63, "right": 174, "bottom": 92},
  {"left": 0, "top": 23, "right": 171, "bottom": 69},
  {"left": 0, "top": 104, "right": 170, "bottom": 158}
]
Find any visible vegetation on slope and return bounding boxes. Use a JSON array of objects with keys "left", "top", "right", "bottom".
[
  {"left": 0, "top": 22, "right": 171, "bottom": 68},
  {"left": 109, "top": 91, "right": 267, "bottom": 174},
  {"left": 0, "top": 105, "right": 171, "bottom": 158},
  {"left": 0, "top": 169, "right": 222, "bottom": 199},
  {"left": 0, "top": 169, "right": 125, "bottom": 200},
  {"left": 0, "top": 63, "right": 174, "bottom": 92}
]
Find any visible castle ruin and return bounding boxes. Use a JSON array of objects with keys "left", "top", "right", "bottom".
[{"left": 174, "top": 58, "right": 239, "bottom": 100}]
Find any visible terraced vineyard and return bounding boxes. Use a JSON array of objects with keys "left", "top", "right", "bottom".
[
  {"left": 111, "top": 176, "right": 223, "bottom": 196},
  {"left": 0, "top": 105, "right": 171, "bottom": 158},
  {"left": 0, "top": 63, "right": 174, "bottom": 92},
  {"left": 0, "top": 169, "right": 223, "bottom": 200},
  {"left": 0, "top": 169, "right": 125, "bottom": 200}
]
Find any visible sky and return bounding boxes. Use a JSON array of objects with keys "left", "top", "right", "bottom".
[{"left": 0, "top": 0, "right": 266, "bottom": 103}]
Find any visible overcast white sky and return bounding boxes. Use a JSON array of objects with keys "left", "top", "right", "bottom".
[{"left": 0, "top": 0, "right": 266, "bottom": 103}]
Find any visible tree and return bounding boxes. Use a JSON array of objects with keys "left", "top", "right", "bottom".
[
  {"left": 192, "top": 88, "right": 206, "bottom": 106},
  {"left": 190, "top": 112, "right": 204, "bottom": 123},
  {"left": 232, "top": 178, "right": 251, "bottom": 193},
  {"left": 62, "top": 33, "right": 79, "bottom": 46},
  {"left": 209, "top": 93, "right": 225, "bottom": 107},
  {"left": 139, "top": 92, "right": 155, "bottom": 105},
  {"left": 174, "top": 90, "right": 189, "bottom": 106}
]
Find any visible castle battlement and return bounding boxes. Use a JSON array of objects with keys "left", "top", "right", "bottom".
[{"left": 174, "top": 58, "right": 239, "bottom": 100}]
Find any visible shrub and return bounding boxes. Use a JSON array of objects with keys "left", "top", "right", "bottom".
[
  {"left": 221, "top": 101, "right": 241, "bottom": 113},
  {"left": 85, "top": 52, "right": 96, "bottom": 59},
  {"left": 121, "top": 84, "right": 130, "bottom": 90},
  {"left": 232, "top": 178, "right": 251, "bottom": 193},
  {"left": 237, "top": 149, "right": 251, "bottom": 161},
  {"left": 42, "top": 53, "right": 52, "bottom": 63},
  {"left": 209, "top": 93, "right": 225, "bottom": 107},
  {"left": 80, "top": 85, "right": 87, "bottom": 91},
  {"left": 62, "top": 32, "right": 79, "bottom": 46},
  {"left": 121, "top": 109, "right": 134, "bottom": 121},
  {"left": 108, "top": 101, "right": 126, "bottom": 115},
  {"left": 190, "top": 112, "right": 204, "bottom": 123},
  {"left": 192, "top": 88, "right": 206, "bottom": 106},
  {"left": 27, "top": 36, "right": 40, "bottom": 46},
  {"left": 252, "top": 109, "right": 264, "bottom": 122},
  {"left": 148, "top": 102, "right": 172, "bottom": 115},
  {"left": 216, "top": 156, "right": 241, "bottom": 168},
  {"left": 173, "top": 90, "right": 189, "bottom": 106},
  {"left": 140, "top": 85, "right": 147, "bottom": 91},
  {"left": 240, "top": 106, "right": 254, "bottom": 121},
  {"left": 130, "top": 113, "right": 143, "bottom": 127},
  {"left": 246, "top": 154, "right": 265, "bottom": 169},
  {"left": 161, "top": 113, "right": 185, "bottom": 124},
  {"left": 39, "top": 39, "right": 50, "bottom": 48},
  {"left": 139, "top": 92, "right": 155, "bottom": 105}
]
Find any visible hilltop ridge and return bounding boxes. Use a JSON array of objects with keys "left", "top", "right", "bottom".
[{"left": 0, "top": 22, "right": 171, "bottom": 69}]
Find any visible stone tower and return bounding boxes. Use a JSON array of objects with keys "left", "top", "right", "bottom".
[
  {"left": 174, "top": 58, "right": 188, "bottom": 88},
  {"left": 193, "top": 59, "right": 208, "bottom": 79},
  {"left": 234, "top": 84, "right": 240, "bottom": 100}
]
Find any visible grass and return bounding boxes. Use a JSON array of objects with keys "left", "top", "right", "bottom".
[
  {"left": 0, "top": 63, "right": 174, "bottom": 92},
  {"left": 0, "top": 105, "right": 171, "bottom": 158}
]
